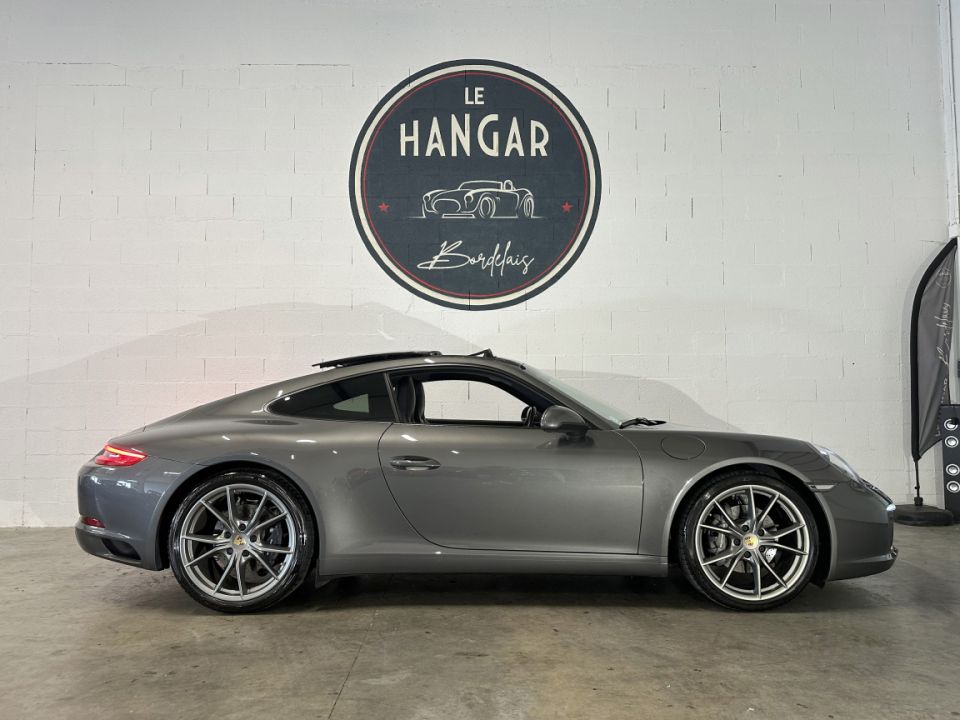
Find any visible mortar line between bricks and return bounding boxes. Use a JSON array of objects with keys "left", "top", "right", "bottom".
[{"left": 327, "top": 605, "right": 379, "bottom": 719}]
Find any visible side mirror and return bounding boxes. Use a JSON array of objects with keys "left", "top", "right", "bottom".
[{"left": 540, "top": 405, "right": 588, "bottom": 439}]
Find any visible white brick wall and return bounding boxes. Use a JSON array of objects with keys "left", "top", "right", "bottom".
[{"left": 0, "top": 0, "right": 950, "bottom": 525}]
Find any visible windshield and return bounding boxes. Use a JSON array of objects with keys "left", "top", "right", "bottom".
[
  {"left": 525, "top": 367, "right": 633, "bottom": 426},
  {"left": 460, "top": 180, "right": 499, "bottom": 189}
]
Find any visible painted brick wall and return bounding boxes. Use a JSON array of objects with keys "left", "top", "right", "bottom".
[{"left": 0, "top": 0, "right": 949, "bottom": 525}]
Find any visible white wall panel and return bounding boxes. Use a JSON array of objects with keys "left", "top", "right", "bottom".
[{"left": 0, "top": 0, "right": 949, "bottom": 525}]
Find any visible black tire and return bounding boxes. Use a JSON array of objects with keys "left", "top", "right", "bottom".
[
  {"left": 677, "top": 470, "right": 818, "bottom": 611},
  {"left": 168, "top": 468, "right": 316, "bottom": 613}
]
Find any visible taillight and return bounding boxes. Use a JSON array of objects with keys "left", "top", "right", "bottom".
[{"left": 94, "top": 445, "right": 147, "bottom": 467}]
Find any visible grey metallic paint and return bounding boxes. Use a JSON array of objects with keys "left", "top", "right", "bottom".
[
  {"left": 76, "top": 356, "right": 896, "bottom": 586},
  {"left": 379, "top": 423, "right": 644, "bottom": 553}
]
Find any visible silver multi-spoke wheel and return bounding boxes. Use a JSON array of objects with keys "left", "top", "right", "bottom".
[
  {"left": 694, "top": 484, "right": 812, "bottom": 603},
  {"left": 178, "top": 483, "right": 298, "bottom": 603},
  {"left": 679, "top": 473, "right": 819, "bottom": 610}
]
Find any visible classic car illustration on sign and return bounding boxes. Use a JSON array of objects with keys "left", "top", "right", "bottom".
[
  {"left": 421, "top": 179, "right": 535, "bottom": 219},
  {"left": 350, "top": 59, "right": 601, "bottom": 310},
  {"left": 75, "top": 350, "right": 897, "bottom": 614}
]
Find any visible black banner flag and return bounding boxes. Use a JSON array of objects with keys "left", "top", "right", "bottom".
[{"left": 910, "top": 237, "right": 958, "bottom": 462}]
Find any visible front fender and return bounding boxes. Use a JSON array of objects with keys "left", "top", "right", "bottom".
[{"left": 653, "top": 456, "right": 839, "bottom": 577}]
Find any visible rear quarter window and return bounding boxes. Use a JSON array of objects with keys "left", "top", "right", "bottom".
[{"left": 270, "top": 373, "right": 394, "bottom": 422}]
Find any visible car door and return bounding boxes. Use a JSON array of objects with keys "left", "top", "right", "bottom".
[{"left": 377, "top": 368, "right": 644, "bottom": 554}]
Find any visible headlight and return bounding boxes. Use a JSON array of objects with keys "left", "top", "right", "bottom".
[
  {"left": 812, "top": 444, "right": 860, "bottom": 482},
  {"left": 813, "top": 444, "right": 893, "bottom": 503}
]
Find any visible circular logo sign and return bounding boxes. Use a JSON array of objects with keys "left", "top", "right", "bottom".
[{"left": 350, "top": 59, "right": 601, "bottom": 310}]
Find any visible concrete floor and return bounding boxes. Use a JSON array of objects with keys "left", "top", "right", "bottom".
[{"left": 1, "top": 526, "right": 958, "bottom": 720}]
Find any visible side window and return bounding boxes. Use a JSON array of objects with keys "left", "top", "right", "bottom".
[
  {"left": 272, "top": 373, "right": 394, "bottom": 422},
  {"left": 423, "top": 379, "right": 527, "bottom": 423},
  {"left": 423, "top": 380, "right": 526, "bottom": 422},
  {"left": 391, "top": 368, "right": 553, "bottom": 426}
]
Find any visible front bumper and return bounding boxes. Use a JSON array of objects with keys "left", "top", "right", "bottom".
[
  {"left": 821, "top": 478, "right": 898, "bottom": 581},
  {"left": 829, "top": 543, "right": 898, "bottom": 581},
  {"left": 75, "top": 455, "right": 196, "bottom": 570}
]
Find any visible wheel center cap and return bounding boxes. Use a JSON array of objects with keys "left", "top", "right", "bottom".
[
  {"left": 743, "top": 533, "right": 759, "bottom": 549},
  {"left": 233, "top": 535, "right": 246, "bottom": 546}
]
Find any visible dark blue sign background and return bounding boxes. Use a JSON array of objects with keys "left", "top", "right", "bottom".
[{"left": 350, "top": 60, "right": 601, "bottom": 310}]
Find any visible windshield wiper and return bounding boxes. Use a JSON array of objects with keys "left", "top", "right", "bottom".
[{"left": 619, "top": 417, "right": 666, "bottom": 429}]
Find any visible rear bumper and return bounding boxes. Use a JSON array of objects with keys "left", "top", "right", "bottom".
[
  {"left": 75, "top": 522, "right": 148, "bottom": 567},
  {"left": 75, "top": 455, "right": 196, "bottom": 570}
]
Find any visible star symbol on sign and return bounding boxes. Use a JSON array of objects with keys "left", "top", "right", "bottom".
[
  {"left": 561, "top": 201, "right": 573, "bottom": 213},
  {"left": 378, "top": 202, "right": 390, "bottom": 213}
]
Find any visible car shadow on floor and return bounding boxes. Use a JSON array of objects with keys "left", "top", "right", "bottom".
[
  {"left": 122, "top": 570, "right": 901, "bottom": 616},
  {"left": 279, "top": 573, "right": 901, "bottom": 614}
]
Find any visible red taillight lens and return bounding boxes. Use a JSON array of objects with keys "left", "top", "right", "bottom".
[
  {"left": 94, "top": 444, "right": 147, "bottom": 467},
  {"left": 81, "top": 516, "right": 105, "bottom": 528}
]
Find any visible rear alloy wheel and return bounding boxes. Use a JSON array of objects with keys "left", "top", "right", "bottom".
[
  {"left": 678, "top": 472, "right": 818, "bottom": 610},
  {"left": 169, "top": 470, "right": 315, "bottom": 613}
]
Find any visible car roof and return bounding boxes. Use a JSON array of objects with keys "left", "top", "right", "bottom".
[
  {"left": 311, "top": 351, "right": 442, "bottom": 369},
  {"left": 248, "top": 350, "right": 531, "bottom": 415},
  {"left": 311, "top": 349, "right": 524, "bottom": 372}
]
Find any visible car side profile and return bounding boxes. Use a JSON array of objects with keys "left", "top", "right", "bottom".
[
  {"left": 76, "top": 350, "right": 897, "bottom": 613},
  {"left": 422, "top": 179, "right": 534, "bottom": 218}
]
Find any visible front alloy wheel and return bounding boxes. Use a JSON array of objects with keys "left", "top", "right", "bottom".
[
  {"left": 169, "top": 470, "right": 315, "bottom": 612},
  {"left": 679, "top": 472, "right": 818, "bottom": 610}
]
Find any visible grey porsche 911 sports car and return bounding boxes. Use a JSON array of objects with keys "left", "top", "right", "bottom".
[{"left": 76, "top": 350, "right": 897, "bottom": 613}]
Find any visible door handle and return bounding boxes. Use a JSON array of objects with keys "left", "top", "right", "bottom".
[{"left": 389, "top": 456, "right": 441, "bottom": 470}]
